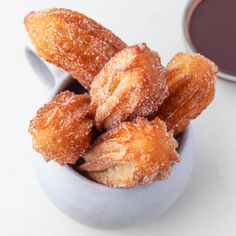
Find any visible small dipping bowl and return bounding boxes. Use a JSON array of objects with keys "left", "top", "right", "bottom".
[
  {"left": 183, "top": 0, "right": 236, "bottom": 82},
  {"left": 25, "top": 46, "right": 195, "bottom": 230}
]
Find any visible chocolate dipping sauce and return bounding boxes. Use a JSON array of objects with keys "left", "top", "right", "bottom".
[{"left": 189, "top": 0, "right": 236, "bottom": 76}]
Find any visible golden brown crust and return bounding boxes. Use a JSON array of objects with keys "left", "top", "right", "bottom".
[
  {"left": 25, "top": 7, "right": 218, "bottom": 189},
  {"left": 157, "top": 52, "right": 218, "bottom": 135},
  {"left": 90, "top": 43, "right": 168, "bottom": 131},
  {"left": 80, "top": 117, "right": 179, "bottom": 187},
  {"left": 29, "top": 91, "right": 93, "bottom": 164},
  {"left": 24, "top": 8, "right": 126, "bottom": 89}
]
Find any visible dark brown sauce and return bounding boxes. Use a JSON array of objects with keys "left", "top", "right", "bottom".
[{"left": 189, "top": 0, "right": 236, "bottom": 75}]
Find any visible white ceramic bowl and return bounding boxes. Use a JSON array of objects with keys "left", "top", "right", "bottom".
[{"left": 26, "top": 47, "right": 195, "bottom": 230}]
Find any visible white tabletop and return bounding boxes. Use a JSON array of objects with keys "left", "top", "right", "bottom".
[{"left": 1, "top": 0, "right": 236, "bottom": 235}]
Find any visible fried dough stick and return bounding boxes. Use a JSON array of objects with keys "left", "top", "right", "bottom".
[
  {"left": 24, "top": 8, "right": 127, "bottom": 89},
  {"left": 80, "top": 117, "right": 179, "bottom": 187},
  {"left": 90, "top": 43, "right": 168, "bottom": 131},
  {"left": 157, "top": 52, "right": 218, "bottom": 135},
  {"left": 29, "top": 91, "right": 93, "bottom": 164}
]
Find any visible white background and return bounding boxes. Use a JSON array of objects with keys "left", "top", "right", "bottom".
[{"left": 1, "top": 0, "right": 236, "bottom": 235}]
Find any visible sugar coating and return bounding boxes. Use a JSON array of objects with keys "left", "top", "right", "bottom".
[
  {"left": 90, "top": 43, "right": 169, "bottom": 131},
  {"left": 25, "top": 8, "right": 219, "bottom": 188},
  {"left": 80, "top": 117, "right": 180, "bottom": 187},
  {"left": 29, "top": 91, "right": 93, "bottom": 165},
  {"left": 24, "top": 8, "right": 127, "bottom": 89},
  {"left": 157, "top": 52, "right": 218, "bottom": 135}
]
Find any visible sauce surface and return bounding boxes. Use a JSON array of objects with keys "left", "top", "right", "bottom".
[{"left": 189, "top": 0, "right": 236, "bottom": 75}]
